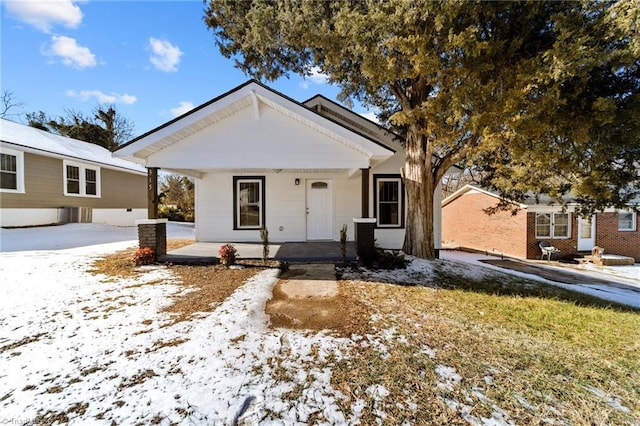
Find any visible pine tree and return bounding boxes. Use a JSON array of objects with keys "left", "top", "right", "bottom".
[{"left": 204, "top": 0, "right": 639, "bottom": 258}]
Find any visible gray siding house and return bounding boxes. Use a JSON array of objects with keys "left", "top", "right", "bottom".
[{"left": 0, "top": 118, "right": 147, "bottom": 227}]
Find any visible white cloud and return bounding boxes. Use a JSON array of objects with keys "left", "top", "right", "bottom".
[
  {"left": 359, "top": 111, "right": 380, "bottom": 124},
  {"left": 169, "top": 101, "right": 195, "bottom": 117},
  {"left": 4, "top": 0, "right": 84, "bottom": 33},
  {"left": 300, "top": 66, "right": 329, "bottom": 89},
  {"left": 66, "top": 89, "right": 137, "bottom": 104},
  {"left": 148, "top": 37, "right": 183, "bottom": 72},
  {"left": 308, "top": 66, "right": 328, "bottom": 84},
  {"left": 45, "top": 35, "right": 96, "bottom": 69}
]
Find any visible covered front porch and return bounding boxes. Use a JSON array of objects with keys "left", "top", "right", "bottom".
[{"left": 159, "top": 240, "right": 357, "bottom": 264}]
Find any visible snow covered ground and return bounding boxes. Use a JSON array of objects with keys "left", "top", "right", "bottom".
[
  {"left": 0, "top": 241, "right": 362, "bottom": 424},
  {"left": 0, "top": 222, "right": 195, "bottom": 252},
  {"left": 0, "top": 224, "right": 637, "bottom": 424},
  {"left": 440, "top": 250, "right": 640, "bottom": 309}
]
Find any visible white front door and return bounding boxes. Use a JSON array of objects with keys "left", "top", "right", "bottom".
[
  {"left": 306, "top": 179, "right": 333, "bottom": 240},
  {"left": 577, "top": 215, "right": 596, "bottom": 251}
]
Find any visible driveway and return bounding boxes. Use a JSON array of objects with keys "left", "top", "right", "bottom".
[{"left": 0, "top": 222, "right": 195, "bottom": 252}]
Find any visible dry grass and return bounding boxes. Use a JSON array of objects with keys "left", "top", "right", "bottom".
[
  {"left": 89, "top": 239, "right": 263, "bottom": 323},
  {"left": 88, "top": 244, "right": 639, "bottom": 424},
  {"left": 326, "top": 279, "right": 640, "bottom": 425},
  {"left": 163, "top": 265, "right": 258, "bottom": 323},
  {"left": 88, "top": 239, "right": 195, "bottom": 278}
]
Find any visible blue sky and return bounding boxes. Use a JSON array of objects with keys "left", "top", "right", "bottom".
[{"left": 1, "top": 0, "right": 371, "bottom": 137}]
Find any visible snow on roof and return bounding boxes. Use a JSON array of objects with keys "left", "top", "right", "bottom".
[
  {"left": 444, "top": 183, "right": 639, "bottom": 208},
  {"left": 0, "top": 118, "right": 146, "bottom": 174}
]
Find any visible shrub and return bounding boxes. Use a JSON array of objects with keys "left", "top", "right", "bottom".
[
  {"left": 374, "top": 249, "right": 410, "bottom": 270},
  {"left": 133, "top": 247, "right": 155, "bottom": 266},
  {"left": 339, "top": 224, "right": 348, "bottom": 264},
  {"left": 218, "top": 244, "right": 237, "bottom": 266},
  {"left": 260, "top": 227, "right": 269, "bottom": 264}
]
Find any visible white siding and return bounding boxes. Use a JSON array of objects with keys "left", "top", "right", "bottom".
[
  {"left": 370, "top": 151, "right": 407, "bottom": 249},
  {"left": 148, "top": 106, "right": 372, "bottom": 170},
  {"left": 0, "top": 208, "right": 59, "bottom": 227},
  {"left": 92, "top": 208, "right": 147, "bottom": 226},
  {"left": 196, "top": 171, "right": 360, "bottom": 242}
]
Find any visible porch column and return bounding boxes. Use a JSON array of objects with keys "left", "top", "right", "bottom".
[
  {"left": 147, "top": 167, "right": 159, "bottom": 219},
  {"left": 353, "top": 218, "right": 376, "bottom": 263},
  {"left": 136, "top": 218, "right": 167, "bottom": 258},
  {"left": 361, "top": 167, "right": 370, "bottom": 218}
]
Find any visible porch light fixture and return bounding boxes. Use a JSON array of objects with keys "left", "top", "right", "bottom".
[{"left": 295, "top": 178, "right": 300, "bottom": 185}]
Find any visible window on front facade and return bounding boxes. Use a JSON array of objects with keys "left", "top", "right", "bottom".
[
  {"left": 0, "top": 148, "right": 24, "bottom": 193},
  {"left": 535, "top": 212, "right": 570, "bottom": 238},
  {"left": 66, "top": 165, "right": 80, "bottom": 194},
  {"left": 85, "top": 168, "right": 97, "bottom": 195},
  {"left": 374, "top": 175, "right": 403, "bottom": 228},
  {"left": 64, "top": 161, "right": 100, "bottom": 197},
  {"left": 1, "top": 153, "right": 17, "bottom": 190},
  {"left": 618, "top": 211, "right": 636, "bottom": 231},
  {"left": 234, "top": 176, "right": 265, "bottom": 229}
]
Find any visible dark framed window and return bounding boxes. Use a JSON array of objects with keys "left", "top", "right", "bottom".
[
  {"left": 373, "top": 174, "right": 404, "bottom": 228},
  {"left": 233, "top": 176, "right": 265, "bottom": 230}
]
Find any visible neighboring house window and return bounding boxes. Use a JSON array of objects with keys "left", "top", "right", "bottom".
[
  {"left": 0, "top": 148, "right": 24, "bottom": 193},
  {"left": 64, "top": 160, "right": 100, "bottom": 197},
  {"left": 233, "top": 176, "right": 265, "bottom": 229},
  {"left": 535, "top": 212, "right": 571, "bottom": 238},
  {"left": 618, "top": 210, "right": 637, "bottom": 231},
  {"left": 66, "top": 165, "right": 80, "bottom": 194},
  {"left": 85, "top": 168, "right": 97, "bottom": 195},
  {"left": 374, "top": 175, "right": 404, "bottom": 228}
]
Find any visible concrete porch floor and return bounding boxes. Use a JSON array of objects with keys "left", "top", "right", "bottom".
[{"left": 159, "top": 241, "right": 357, "bottom": 264}]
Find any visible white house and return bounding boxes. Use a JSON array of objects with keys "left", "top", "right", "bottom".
[{"left": 114, "top": 80, "right": 445, "bottom": 252}]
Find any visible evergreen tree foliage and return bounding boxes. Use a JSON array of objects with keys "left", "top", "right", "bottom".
[
  {"left": 204, "top": 0, "right": 639, "bottom": 258},
  {"left": 159, "top": 174, "right": 195, "bottom": 222},
  {"left": 25, "top": 105, "right": 134, "bottom": 151}
]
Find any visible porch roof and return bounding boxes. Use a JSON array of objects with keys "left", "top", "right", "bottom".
[{"left": 114, "top": 81, "right": 394, "bottom": 177}]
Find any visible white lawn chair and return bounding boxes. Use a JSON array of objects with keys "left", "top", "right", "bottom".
[{"left": 539, "top": 241, "right": 560, "bottom": 261}]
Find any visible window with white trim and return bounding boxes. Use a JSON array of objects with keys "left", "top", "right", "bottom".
[
  {"left": 374, "top": 175, "right": 404, "bottom": 228},
  {"left": 233, "top": 176, "right": 265, "bottom": 229},
  {"left": 64, "top": 160, "right": 100, "bottom": 197},
  {"left": 618, "top": 210, "right": 637, "bottom": 231},
  {"left": 0, "top": 148, "right": 24, "bottom": 193},
  {"left": 535, "top": 212, "right": 571, "bottom": 238}
]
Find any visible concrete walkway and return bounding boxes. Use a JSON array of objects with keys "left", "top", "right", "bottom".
[
  {"left": 160, "top": 241, "right": 356, "bottom": 264},
  {"left": 277, "top": 264, "right": 338, "bottom": 298}
]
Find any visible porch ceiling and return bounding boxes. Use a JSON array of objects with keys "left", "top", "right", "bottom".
[{"left": 161, "top": 167, "right": 362, "bottom": 180}]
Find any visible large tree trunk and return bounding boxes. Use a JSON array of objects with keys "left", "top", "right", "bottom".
[{"left": 402, "top": 128, "right": 436, "bottom": 259}]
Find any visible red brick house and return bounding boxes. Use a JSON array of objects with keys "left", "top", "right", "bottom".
[{"left": 441, "top": 185, "right": 639, "bottom": 262}]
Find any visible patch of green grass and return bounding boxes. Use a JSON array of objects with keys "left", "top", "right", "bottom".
[{"left": 338, "top": 277, "right": 640, "bottom": 425}]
